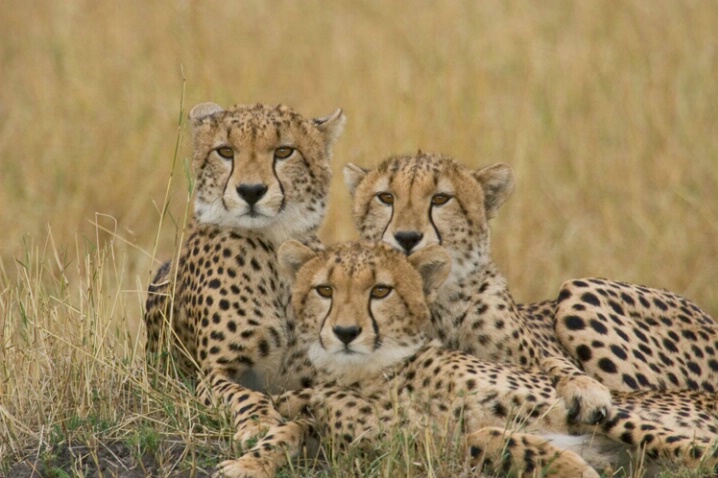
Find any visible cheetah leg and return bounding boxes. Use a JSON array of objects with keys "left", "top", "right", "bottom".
[
  {"left": 143, "top": 260, "right": 172, "bottom": 361},
  {"left": 554, "top": 278, "right": 718, "bottom": 392},
  {"left": 197, "top": 370, "right": 284, "bottom": 449},
  {"left": 213, "top": 420, "right": 312, "bottom": 478},
  {"left": 466, "top": 427, "right": 600, "bottom": 478},
  {"left": 540, "top": 355, "right": 612, "bottom": 425},
  {"left": 600, "top": 391, "right": 718, "bottom": 471}
]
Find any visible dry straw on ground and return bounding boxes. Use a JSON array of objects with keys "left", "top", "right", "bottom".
[{"left": 1, "top": 1, "right": 717, "bottom": 477}]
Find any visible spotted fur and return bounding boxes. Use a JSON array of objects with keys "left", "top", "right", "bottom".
[
  {"left": 344, "top": 152, "right": 718, "bottom": 425},
  {"left": 143, "top": 102, "right": 345, "bottom": 477},
  {"left": 234, "top": 242, "right": 717, "bottom": 478}
]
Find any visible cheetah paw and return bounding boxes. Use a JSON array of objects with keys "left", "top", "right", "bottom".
[
  {"left": 557, "top": 376, "right": 612, "bottom": 425},
  {"left": 213, "top": 456, "right": 275, "bottom": 478},
  {"left": 233, "top": 423, "right": 276, "bottom": 450}
]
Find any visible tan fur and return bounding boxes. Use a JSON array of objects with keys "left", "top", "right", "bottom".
[
  {"left": 344, "top": 151, "right": 718, "bottom": 425},
  {"left": 143, "top": 102, "right": 345, "bottom": 477},
  {"left": 235, "top": 242, "right": 717, "bottom": 478}
]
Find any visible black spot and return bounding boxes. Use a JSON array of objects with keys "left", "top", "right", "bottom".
[
  {"left": 576, "top": 344, "right": 592, "bottom": 362},
  {"left": 653, "top": 298, "right": 668, "bottom": 311},
  {"left": 662, "top": 338, "right": 678, "bottom": 353},
  {"left": 687, "top": 361, "right": 702, "bottom": 375},
  {"left": 564, "top": 315, "right": 586, "bottom": 331},
  {"left": 622, "top": 374, "right": 639, "bottom": 389},
  {"left": 682, "top": 330, "right": 698, "bottom": 341},
  {"left": 219, "top": 299, "right": 230, "bottom": 311},
  {"left": 590, "top": 319, "right": 608, "bottom": 335},
  {"left": 610, "top": 344, "right": 628, "bottom": 360},
  {"left": 493, "top": 403, "right": 507, "bottom": 417},
  {"left": 598, "top": 358, "right": 618, "bottom": 374},
  {"left": 259, "top": 340, "right": 270, "bottom": 357},
  {"left": 608, "top": 301, "right": 624, "bottom": 316},
  {"left": 635, "top": 373, "right": 651, "bottom": 387},
  {"left": 208, "top": 278, "right": 221, "bottom": 289},
  {"left": 620, "top": 292, "right": 635, "bottom": 306},
  {"left": 581, "top": 292, "right": 601, "bottom": 307}
]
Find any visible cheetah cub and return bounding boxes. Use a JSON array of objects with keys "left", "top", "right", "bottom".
[
  {"left": 144, "top": 103, "right": 345, "bottom": 475},
  {"left": 240, "top": 241, "right": 716, "bottom": 478},
  {"left": 343, "top": 152, "right": 718, "bottom": 425}
]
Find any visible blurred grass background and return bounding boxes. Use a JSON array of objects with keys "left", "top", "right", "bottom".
[
  {"left": 1, "top": 0, "right": 717, "bottom": 316},
  {"left": 0, "top": 1, "right": 717, "bottom": 475}
]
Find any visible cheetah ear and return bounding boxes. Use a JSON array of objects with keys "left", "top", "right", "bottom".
[
  {"left": 313, "top": 109, "right": 347, "bottom": 149},
  {"left": 408, "top": 245, "right": 451, "bottom": 303},
  {"left": 189, "top": 102, "right": 224, "bottom": 123},
  {"left": 343, "top": 163, "right": 369, "bottom": 197},
  {"left": 472, "top": 162, "right": 515, "bottom": 219},
  {"left": 278, "top": 240, "right": 318, "bottom": 281}
]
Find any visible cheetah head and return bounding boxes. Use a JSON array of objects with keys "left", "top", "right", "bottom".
[
  {"left": 343, "top": 152, "right": 513, "bottom": 282},
  {"left": 278, "top": 240, "right": 451, "bottom": 383},
  {"left": 189, "top": 102, "right": 345, "bottom": 243}
]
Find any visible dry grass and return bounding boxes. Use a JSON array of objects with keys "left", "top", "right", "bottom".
[{"left": 1, "top": 0, "right": 717, "bottom": 476}]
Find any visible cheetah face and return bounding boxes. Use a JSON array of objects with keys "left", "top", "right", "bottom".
[
  {"left": 278, "top": 240, "right": 450, "bottom": 383},
  {"left": 344, "top": 152, "right": 514, "bottom": 281},
  {"left": 189, "top": 103, "right": 345, "bottom": 242}
]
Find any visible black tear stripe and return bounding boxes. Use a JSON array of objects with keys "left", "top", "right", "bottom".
[
  {"left": 380, "top": 202, "right": 394, "bottom": 244},
  {"left": 367, "top": 298, "right": 381, "bottom": 350},
  {"left": 272, "top": 155, "right": 287, "bottom": 213},
  {"left": 428, "top": 204, "right": 442, "bottom": 245},
  {"left": 427, "top": 171, "right": 443, "bottom": 243},
  {"left": 221, "top": 153, "right": 235, "bottom": 212},
  {"left": 318, "top": 299, "right": 333, "bottom": 351}
]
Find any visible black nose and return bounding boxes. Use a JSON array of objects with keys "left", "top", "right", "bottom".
[
  {"left": 394, "top": 231, "right": 423, "bottom": 253},
  {"left": 236, "top": 184, "right": 268, "bottom": 205},
  {"left": 333, "top": 325, "right": 362, "bottom": 345}
]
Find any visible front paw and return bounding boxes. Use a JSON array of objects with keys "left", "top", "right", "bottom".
[
  {"left": 557, "top": 376, "right": 612, "bottom": 424},
  {"left": 213, "top": 455, "right": 275, "bottom": 478},
  {"left": 234, "top": 417, "right": 282, "bottom": 449}
]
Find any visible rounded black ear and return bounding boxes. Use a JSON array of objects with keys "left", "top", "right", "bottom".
[
  {"left": 277, "top": 240, "right": 318, "bottom": 281},
  {"left": 313, "top": 109, "right": 346, "bottom": 149},
  {"left": 472, "top": 163, "right": 515, "bottom": 219},
  {"left": 343, "top": 163, "right": 369, "bottom": 197},
  {"left": 407, "top": 244, "right": 451, "bottom": 302}
]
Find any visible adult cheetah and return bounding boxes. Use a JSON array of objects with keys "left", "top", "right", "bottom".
[
  {"left": 144, "top": 102, "right": 345, "bottom": 476},
  {"left": 236, "top": 241, "right": 718, "bottom": 478},
  {"left": 343, "top": 152, "right": 718, "bottom": 424}
]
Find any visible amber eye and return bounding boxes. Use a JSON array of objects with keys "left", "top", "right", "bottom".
[
  {"left": 316, "top": 285, "right": 333, "bottom": 298},
  {"left": 370, "top": 285, "right": 392, "bottom": 299},
  {"left": 216, "top": 147, "right": 234, "bottom": 159},
  {"left": 274, "top": 147, "right": 294, "bottom": 160},
  {"left": 377, "top": 192, "right": 394, "bottom": 205},
  {"left": 431, "top": 193, "right": 452, "bottom": 206}
]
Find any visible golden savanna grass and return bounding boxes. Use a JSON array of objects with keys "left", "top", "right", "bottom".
[{"left": 1, "top": 1, "right": 717, "bottom": 476}]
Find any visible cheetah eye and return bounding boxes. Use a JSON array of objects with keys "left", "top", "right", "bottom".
[
  {"left": 274, "top": 147, "right": 294, "bottom": 160},
  {"left": 377, "top": 192, "right": 394, "bottom": 205},
  {"left": 431, "top": 193, "right": 452, "bottom": 206},
  {"left": 216, "top": 147, "right": 234, "bottom": 159},
  {"left": 370, "top": 285, "right": 392, "bottom": 299},
  {"left": 316, "top": 285, "right": 333, "bottom": 298}
]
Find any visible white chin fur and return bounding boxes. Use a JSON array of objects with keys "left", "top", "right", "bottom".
[
  {"left": 194, "top": 199, "right": 324, "bottom": 244},
  {"left": 308, "top": 338, "right": 426, "bottom": 384}
]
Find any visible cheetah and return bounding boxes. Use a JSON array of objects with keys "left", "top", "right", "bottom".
[
  {"left": 143, "top": 102, "right": 345, "bottom": 476},
  {"left": 234, "top": 241, "right": 717, "bottom": 478},
  {"left": 342, "top": 152, "right": 718, "bottom": 425}
]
